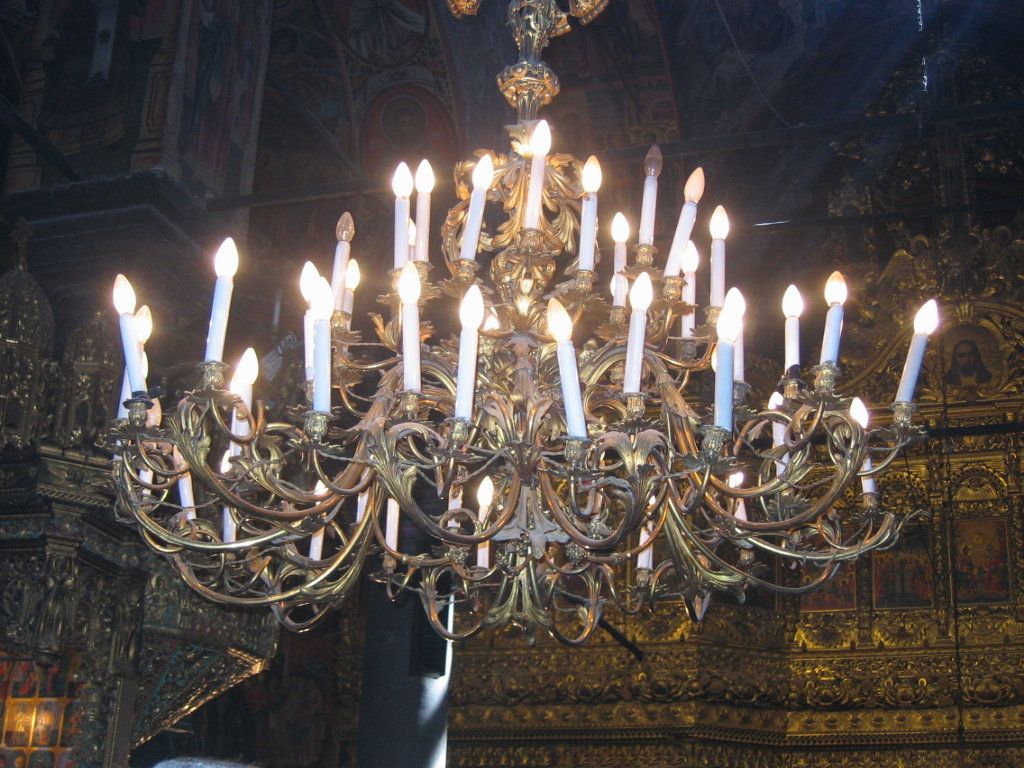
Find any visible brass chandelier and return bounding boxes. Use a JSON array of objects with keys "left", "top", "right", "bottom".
[{"left": 111, "top": 0, "right": 937, "bottom": 642}]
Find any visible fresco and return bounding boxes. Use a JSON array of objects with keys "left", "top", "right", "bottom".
[
  {"left": 953, "top": 518, "right": 1012, "bottom": 605},
  {"left": 873, "top": 529, "right": 934, "bottom": 609}
]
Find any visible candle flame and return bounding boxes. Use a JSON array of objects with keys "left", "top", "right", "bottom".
[
  {"left": 345, "top": 259, "right": 361, "bottom": 291},
  {"left": 681, "top": 241, "right": 699, "bottom": 274},
  {"left": 415, "top": 159, "right": 435, "bottom": 193},
  {"left": 482, "top": 309, "right": 501, "bottom": 331},
  {"left": 782, "top": 285, "right": 803, "bottom": 318},
  {"left": 717, "top": 287, "right": 746, "bottom": 342},
  {"left": 727, "top": 471, "right": 744, "bottom": 488},
  {"left": 300, "top": 261, "right": 320, "bottom": 302},
  {"left": 214, "top": 238, "right": 239, "bottom": 278},
  {"left": 824, "top": 271, "right": 848, "bottom": 306},
  {"left": 134, "top": 304, "right": 153, "bottom": 344},
  {"left": 582, "top": 156, "right": 602, "bottom": 193},
  {"left": 629, "top": 272, "right": 654, "bottom": 312},
  {"left": 611, "top": 212, "right": 630, "bottom": 243},
  {"left": 644, "top": 145, "right": 663, "bottom": 177},
  {"left": 547, "top": 298, "right": 573, "bottom": 342},
  {"left": 236, "top": 347, "right": 259, "bottom": 385},
  {"left": 768, "top": 391, "right": 784, "bottom": 410},
  {"left": 336, "top": 212, "right": 354, "bottom": 241},
  {"left": 113, "top": 274, "right": 136, "bottom": 315},
  {"left": 472, "top": 154, "right": 494, "bottom": 189},
  {"left": 392, "top": 162, "right": 414, "bottom": 197},
  {"left": 477, "top": 476, "right": 494, "bottom": 509},
  {"left": 529, "top": 120, "right": 551, "bottom": 156},
  {"left": 850, "top": 397, "right": 870, "bottom": 429},
  {"left": 397, "top": 261, "right": 421, "bottom": 304},
  {"left": 460, "top": 285, "right": 485, "bottom": 330},
  {"left": 684, "top": 167, "right": 705, "bottom": 203},
  {"left": 914, "top": 299, "right": 939, "bottom": 334},
  {"left": 407, "top": 218, "right": 417, "bottom": 246},
  {"left": 710, "top": 206, "right": 730, "bottom": 239}
]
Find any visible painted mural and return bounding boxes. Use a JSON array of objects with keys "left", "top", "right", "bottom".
[
  {"left": 873, "top": 528, "right": 934, "bottom": 609},
  {"left": 0, "top": 656, "right": 79, "bottom": 768}
]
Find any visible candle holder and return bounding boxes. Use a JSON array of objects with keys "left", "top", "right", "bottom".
[
  {"left": 699, "top": 424, "right": 730, "bottom": 459},
  {"left": 332, "top": 310, "right": 350, "bottom": 334},
  {"left": 811, "top": 363, "right": 839, "bottom": 395},
  {"left": 517, "top": 227, "right": 545, "bottom": 255},
  {"left": 662, "top": 275, "right": 684, "bottom": 302},
  {"left": 303, "top": 379, "right": 314, "bottom": 406},
  {"left": 304, "top": 410, "right": 330, "bottom": 442},
  {"left": 633, "top": 243, "right": 658, "bottom": 268},
  {"left": 732, "top": 381, "right": 751, "bottom": 407},
  {"left": 679, "top": 337, "right": 698, "bottom": 361},
  {"left": 572, "top": 269, "right": 595, "bottom": 294},
  {"left": 783, "top": 377, "right": 801, "bottom": 401},
  {"left": 447, "top": 417, "right": 474, "bottom": 447},
  {"left": 609, "top": 305, "right": 628, "bottom": 327},
  {"left": 563, "top": 436, "right": 589, "bottom": 470},
  {"left": 862, "top": 491, "right": 879, "bottom": 515},
  {"left": 454, "top": 258, "right": 479, "bottom": 283},
  {"left": 198, "top": 360, "right": 230, "bottom": 391},
  {"left": 396, "top": 390, "right": 420, "bottom": 419},
  {"left": 890, "top": 401, "right": 918, "bottom": 429},
  {"left": 624, "top": 391, "right": 647, "bottom": 420},
  {"left": 125, "top": 396, "right": 153, "bottom": 429},
  {"left": 704, "top": 305, "right": 721, "bottom": 328}
]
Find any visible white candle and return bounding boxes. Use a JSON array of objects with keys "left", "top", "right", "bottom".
[
  {"left": 393, "top": 163, "right": 413, "bottom": 269},
  {"left": 850, "top": 398, "right": 876, "bottom": 494},
  {"left": 172, "top": 446, "right": 196, "bottom": 520},
  {"left": 309, "top": 481, "right": 327, "bottom": 560},
  {"left": 342, "top": 259, "right": 360, "bottom": 319},
  {"left": 637, "top": 519, "right": 655, "bottom": 569},
  {"left": 398, "top": 262, "right": 422, "bottom": 391},
  {"left": 407, "top": 218, "right": 416, "bottom": 264},
  {"left": 415, "top": 160, "right": 434, "bottom": 262},
  {"left": 205, "top": 238, "right": 238, "bottom": 363},
  {"left": 734, "top": 318, "right": 745, "bottom": 382},
  {"left": 680, "top": 242, "right": 699, "bottom": 338},
  {"left": 331, "top": 213, "right": 354, "bottom": 310},
  {"left": 117, "top": 370, "right": 131, "bottom": 419},
  {"left": 113, "top": 275, "right": 147, "bottom": 395},
  {"left": 524, "top": 121, "right": 551, "bottom": 229},
  {"left": 548, "top": 299, "right": 587, "bottom": 438},
  {"left": 611, "top": 212, "right": 629, "bottom": 274},
  {"left": 578, "top": 156, "right": 601, "bottom": 272},
  {"left": 459, "top": 154, "right": 494, "bottom": 263},
  {"left": 638, "top": 145, "right": 662, "bottom": 246},
  {"left": 663, "top": 168, "right": 704, "bottom": 278},
  {"left": 220, "top": 451, "right": 236, "bottom": 543},
  {"left": 709, "top": 206, "right": 729, "bottom": 308},
  {"left": 300, "top": 261, "right": 320, "bottom": 381},
  {"left": 272, "top": 287, "right": 282, "bottom": 328},
  {"left": 386, "top": 497, "right": 400, "bottom": 550},
  {"left": 623, "top": 273, "right": 653, "bottom": 393},
  {"left": 782, "top": 285, "right": 803, "bottom": 372},
  {"left": 714, "top": 288, "right": 745, "bottom": 430},
  {"left": 895, "top": 299, "right": 939, "bottom": 403},
  {"left": 229, "top": 348, "right": 258, "bottom": 439},
  {"left": 476, "top": 477, "right": 493, "bottom": 568},
  {"left": 455, "top": 285, "right": 484, "bottom": 419},
  {"left": 356, "top": 487, "right": 369, "bottom": 523},
  {"left": 311, "top": 278, "right": 333, "bottom": 412},
  {"left": 819, "top": 271, "right": 848, "bottom": 365},
  {"left": 768, "top": 390, "right": 788, "bottom": 476},
  {"left": 611, "top": 274, "right": 628, "bottom": 309}
]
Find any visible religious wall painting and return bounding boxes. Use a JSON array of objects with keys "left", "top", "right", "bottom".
[
  {"left": 872, "top": 528, "right": 934, "bottom": 609},
  {"left": 0, "top": 749, "right": 27, "bottom": 768},
  {"left": 3, "top": 702, "right": 31, "bottom": 748},
  {"left": 360, "top": 87, "right": 456, "bottom": 185},
  {"left": 330, "top": 0, "right": 429, "bottom": 69},
  {"left": 929, "top": 322, "right": 1004, "bottom": 402},
  {"left": 7, "top": 666, "right": 33, "bottom": 700},
  {"left": 953, "top": 518, "right": 1011, "bottom": 605},
  {"left": 28, "top": 703, "right": 58, "bottom": 749},
  {"left": 25, "top": 750, "right": 52, "bottom": 768},
  {"left": 0, "top": 658, "right": 74, "bottom": 767},
  {"left": 801, "top": 563, "right": 856, "bottom": 612}
]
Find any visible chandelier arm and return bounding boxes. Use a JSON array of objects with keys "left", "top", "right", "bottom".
[
  {"left": 121, "top": 447, "right": 179, "bottom": 492},
  {"left": 335, "top": 343, "right": 405, "bottom": 371},
  {"left": 743, "top": 513, "right": 898, "bottom": 567},
  {"left": 311, "top": 453, "right": 375, "bottom": 497},
  {"left": 419, "top": 569, "right": 490, "bottom": 641},
  {"left": 548, "top": 579, "right": 603, "bottom": 646}
]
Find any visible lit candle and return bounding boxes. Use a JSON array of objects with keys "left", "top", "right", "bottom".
[
  {"left": 611, "top": 274, "right": 628, "bottom": 309},
  {"left": 664, "top": 168, "right": 704, "bottom": 278},
  {"left": 407, "top": 218, "right": 416, "bottom": 264},
  {"left": 680, "top": 242, "right": 699, "bottom": 338},
  {"left": 331, "top": 213, "right": 354, "bottom": 310},
  {"left": 118, "top": 304, "right": 153, "bottom": 416},
  {"left": 205, "top": 238, "right": 239, "bottom": 363},
  {"left": 819, "top": 271, "right": 847, "bottom": 365},
  {"left": 895, "top": 299, "right": 939, "bottom": 403},
  {"left": 714, "top": 288, "right": 745, "bottom": 430},
  {"left": 637, "top": 501, "right": 655, "bottom": 569},
  {"left": 300, "top": 261, "right": 320, "bottom": 381},
  {"left": 476, "top": 477, "right": 493, "bottom": 568},
  {"left": 850, "top": 398, "right": 875, "bottom": 495},
  {"left": 386, "top": 497, "right": 400, "bottom": 550},
  {"left": 768, "top": 390, "right": 788, "bottom": 475},
  {"left": 709, "top": 206, "right": 729, "bottom": 308},
  {"left": 221, "top": 451, "right": 236, "bottom": 543},
  {"left": 393, "top": 163, "right": 414, "bottom": 269},
  {"left": 455, "top": 285, "right": 485, "bottom": 419},
  {"left": 309, "top": 481, "right": 327, "bottom": 560},
  {"left": 356, "top": 488, "right": 369, "bottom": 523},
  {"left": 311, "top": 277, "right": 334, "bottom": 412},
  {"left": 172, "top": 446, "right": 196, "bottom": 520},
  {"left": 113, "top": 275, "right": 147, "bottom": 395},
  {"left": 460, "top": 154, "right": 494, "bottom": 263},
  {"left": 623, "top": 272, "right": 654, "bottom": 393},
  {"left": 272, "top": 287, "right": 282, "bottom": 329},
  {"left": 612, "top": 212, "right": 630, "bottom": 275},
  {"left": 414, "top": 160, "right": 434, "bottom": 262},
  {"left": 229, "top": 347, "right": 259, "bottom": 440},
  {"left": 342, "top": 259, "right": 360, "bottom": 322},
  {"left": 728, "top": 472, "right": 749, "bottom": 524},
  {"left": 548, "top": 299, "right": 587, "bottom": 438},
  {"left": 734, "top": 314, "right": 745, "bottom": 383},
  {"left": 398, "top": 262, "right": 422, "bottom": 391},
  {"left": 782, "top": 285, "right": 803, "bottom": 373},
  {"left": 638, "top": 145, "right": 662, "bottom": 246},
  {"left": 524, "top": 121, "right": 550, "bottom": 229},
  {"left": 578, "top": 156, "right": 601, "bottom": 272}
]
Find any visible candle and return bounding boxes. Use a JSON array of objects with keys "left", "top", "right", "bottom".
[
  {"left": 205, "top": 238, "right": 239, "bottom": 363},
  {"left": 611, "top": 274, "right": 628, "bottom": 309},
  {"left": 342, "top": 259, "right": 360, "bottom": 322},
  {"left": 611, "top": 212, "right": 630, "bottom": 275},
  {"left": 455, "top": 285, "right": 485, "bottom": 419},
  {"left": 272, "top": 287, "right": 282, "bottom": 329},
  {"left": 637, "top": 510, "right": 655, "bottom": 570},
  {"left": 638, "top": 145, "right": 662, "bottom": 246},
  {"left": 709, "top": 206, "right": 729, "bottom": 308},
  {"left": 220, "top": 451, "right": 236, "bottom": 543},
  {"left": 734, "top": 315, "right": 745, "bottom": 382},
  {"left": 728, "top": 472, "right": 749, "bottom": 524},
  {"left": 118, "top": 303, "right": 153, "bottom": 414},
  {"left": 386, "top": 497, "right": 400, "bottom": 550},
  {"left": 850, "top": 398, "right": 876, "bottom": 495},
  {"left": 782, "top": 285, "right": 803, "bottom": 373},
  {"left": 548, "top": 299, "right": 587, "bottom": 438},
  {"left": 524, "top": 120, "right": 550, "bottom": 229},
  {"left": 819, "top": 271, "right": 848, "bottom": 365},
  {"left": 393, "top": 163, "right": 413, "bottom": 268},
  {"left": 300, "top": 261, "right": 320, "bottom": 381},
  {"left": 663, "top": 168, "right": 704, "bottom": 278},
  {"left": 309, "top": 481, "right": 327, "bottom": 560},
  {"left": 578, "top": 156, "right": 601, "bottom": 272},
  {"left": 768, "top": 390, "right": 788, "bottom": 475},
  {"left": 172, "top": 446, "right": 196, "bottom": 520},
  {"left": 459, "top": 154, "right": 494, "bottom": 263},
  {"left": 311, "top": 277, "right": 334, "bottom": 412},
  {"left": 680, "top": 242, "right": 699, "bottom": 338},
  {"left": 398, "top": 262, "right": 422, "bottom": 391},
  {"left": 331, "top": 213, "right": 354, "bottom": 310},
  {"left": 117, "top": 369, "right": 131, "bottom": 419},
  {"left": 113, "top": 275, "right": 147, "bottom": 395},
  {"left": 415, "top": 160, "right": 434, "bottom": 262},
  {"left": 476, "top": 477, "right": 494, "bottom": 568},
  {"left": 895, "top": 299, "right": 939, "bottom": 402},
  {"left": 714, "top": 288, "right": 745, "bottom": 429},
  {"left": 407, "top": 218, "right": 416, "bottom": 263},
  {"left": 230, "top": 347, "right": 259, "bottom": 439},
  {"left": 623, "top": 272, "right": 653, "bottom": 393}
]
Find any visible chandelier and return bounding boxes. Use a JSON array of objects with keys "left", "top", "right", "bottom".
[{"left": 110, "top": 0, "right": 937, "bottom": 642}]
